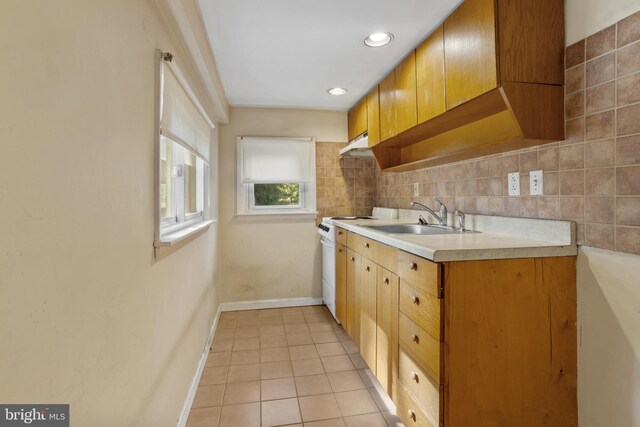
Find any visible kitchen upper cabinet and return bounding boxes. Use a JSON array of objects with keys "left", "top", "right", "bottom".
[
  {"left": 497, "top": 0, "right": 564, "bottom": 85},
  {"left": 379, "top": 71, "right": 397, "bottom": 141},
  {"left": 347, "top": 97, "right": 367, "bottom": 141},
  {"left": 443, "top": 0, "right": 498, "bottom": 109},
  {"left": 416, "top": 25, "right": 446, "bottom": 123},
  {"left": 369, "top": 0, "right": 564, "bottom": 171},
  {"left": 366, "top": 86, "right": 381, "bottom": 147},
  {"left": 379, "top": 53, "right": 418, "bottom": 142},
  {"left": 335, "top": 243, "right": 347, "bottom": 325},
  {"left": 359, "top": 258, "right": 378, "bottom": 374},
  {"left": 395, "top": 52, "right": 418, "bottom": 134}
]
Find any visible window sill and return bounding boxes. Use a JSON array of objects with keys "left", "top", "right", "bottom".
[
  {"left": 234, "top": 211, "right": 318, "bottom": 222},
  {"left": 154, "top": 219, "right": 216, "bottom": 260}
]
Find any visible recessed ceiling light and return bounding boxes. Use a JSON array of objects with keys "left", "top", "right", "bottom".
[
  {"left": 327, "top": 87, "right": 348, "bottom": 96},
  {"left": 364, "top": 32, "right": 393, "bottom": 47}
]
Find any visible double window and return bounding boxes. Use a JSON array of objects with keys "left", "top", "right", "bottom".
[
  {"left": 236, "top": 137, "right": 316, "bottom": 215},
  {"left": 156, "top": 50, "right": 213, "bottom": 242}
]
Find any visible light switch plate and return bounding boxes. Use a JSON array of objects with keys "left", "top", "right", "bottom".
[
  {"left": 530, "top": 170, "right": 543, "bottom": 195},
  {"left": 413, "top": 182, "right": 419, "bottom": 197},
  {"left": 508, "top": 172, "right": 520, "bottom": 196}
]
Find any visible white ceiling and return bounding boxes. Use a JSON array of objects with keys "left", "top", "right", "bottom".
[{"left": 197, "top": 0, "right": 462, "bottom": 110}]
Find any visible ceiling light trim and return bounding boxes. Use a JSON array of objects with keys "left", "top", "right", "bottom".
[{"left": 364, "top": 32, "right": 394, "bottom": 47}]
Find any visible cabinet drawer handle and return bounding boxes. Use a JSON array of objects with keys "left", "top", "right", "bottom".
[
  {"left": 411, "top": 334, "right": 419, "bottom": 344},
  {"left": 384, "top": 277, "right": 389, "bottom": 284},
  {"left": 365, "top": 242, "right": 369, "bottom": 248},
  {"left": 351, "top": 257, "right": 355, "bottom": 261},
  {"left": 407, "top": 409, "right": 417, "bottom": 422},
  {"left": 410, "top": 262, "right": 418, "bottom": 271},
  {"left": 411, "top": 371, "right": 419, "bottom": 383},
  {"left": 365, "top": 266, "right": 370, "bottom": 272},
  {"left": 412, "top": 295, "right": 420, "bottom": 305}
]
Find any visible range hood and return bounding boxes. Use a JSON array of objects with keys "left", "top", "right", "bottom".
[{"left": 339, "top": 133, "right": 373, "bottom": 157}]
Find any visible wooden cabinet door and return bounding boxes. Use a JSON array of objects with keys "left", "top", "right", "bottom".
[
  {"left": 376, "top": 267, "right": 398, "bottom": 394},
  {"left": 416, "top": 25, "right": 446, "bottom": 123},
  {"left": 379, "top": 71, "right": 397, "bottom": 141},
  {"left": 395, "top": 51, "right": 418, "bottom": 134},
  {"left": 366, "top": 86, "right": 381, "bottom": 147},
  {"left": 444, "top": 0, "right": 498, "bottom": 109},
  {"left": 359, "top": 258, "right": 377, "bottom": 373},
  {"left": 335, "top": 243, "right": 347, "bottom": 325},
  {"left": 347, "top": 97, "right": 368, "bottom": 141},
  {"left": 346, "top": 249, "right": 362, "bottom": 347}
]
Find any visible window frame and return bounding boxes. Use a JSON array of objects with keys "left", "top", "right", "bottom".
[
  {"left": 236, "top": 137, "right": 317, "bottom": 217},
  {"left": 154, "top": 49, "right": 215, "bottom": 257}
]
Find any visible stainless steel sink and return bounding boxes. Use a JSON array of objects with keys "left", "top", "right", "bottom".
[{"left": 363, "top": 224, "right": 475, "bottom": 235}]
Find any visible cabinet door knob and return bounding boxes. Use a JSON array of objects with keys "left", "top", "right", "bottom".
[
  {"left": 365, "top": 266, "right": 370, "bottom": 272},
  {"left": 351, "top": 257, "right": 355, "bottom": 261},
  {"left": 408, "top": 409, "right": 417, "bottom": 421},
  {"left": 410, "top": 262, "right": 418, "bottom": 271},
  {"left": 338, "top": 249, "right": 343, "bottom": 253},
  {"left": 384, "top": 277, "right": 389, "bottom": 284},
  {"left": 411, "top": 371, "right": 419, "bottom": 383},
  {"left": 338, "top": 231, "right": 343, "bottom": 235},
  {"left": 412, "top": 295, "right": 420, "bottom": 305},
  {"left": 365, "top": 242, "right": 369, "bottom": 248},
  {"left": 411, "top": 334, "right": 419, "bottom": 344}
]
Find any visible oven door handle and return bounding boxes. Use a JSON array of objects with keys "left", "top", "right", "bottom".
[{"left": 320, "top": 238, "right": 335, "bottom": 248}]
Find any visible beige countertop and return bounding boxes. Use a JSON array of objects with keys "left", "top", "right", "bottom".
[{"left": 332, "top": 215, "right": 578, "bottom": 262}]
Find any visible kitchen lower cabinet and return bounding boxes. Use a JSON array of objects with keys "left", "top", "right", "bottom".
[
  {"left": 339, "top": 229, "right": 577, "bottom": 426},
  {"left": 376, "top": 267, "right": 398, "bottom": 394},
  {"left": 359, "top": 258, "right": 378, "bottom": 373},
  {"left": 345, "top": 248, "right": 361, "bottom": 347}
]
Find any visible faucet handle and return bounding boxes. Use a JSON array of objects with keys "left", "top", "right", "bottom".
[
  {"left": 434, "top": 197, "right": 448, "bottom": 226},
  {"left": 433, "top": 197, "right": 446, "bottom": 208},
  {"left": 454, "top": 210, "right": 465, "bottom": 231}
]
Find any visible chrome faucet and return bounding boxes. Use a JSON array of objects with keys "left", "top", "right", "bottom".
[{"left": 410, "top": 198, "right": 448, "bottom": 226}]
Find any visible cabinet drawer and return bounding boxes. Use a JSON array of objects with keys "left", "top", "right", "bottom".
[
  {"left": 396, "top": 250, "right": 440, "bottom": 297},
  {"left": 396, "top": 382, "right": 435, "bottom": 427},
  {"left": 399, "top": 279, "right": 441, "bottom": 341},
  {"left": 347, "top": 232, "right": 381, "bottom": 263},
  {"left": 399, "top": 312, "right": 440, "bottom": 380},
  {"left": 399, "top": 350, "right": 440, "bottom": 424},
  {"left": 336, "top": 227, "right": 347, "bottom": 245}
]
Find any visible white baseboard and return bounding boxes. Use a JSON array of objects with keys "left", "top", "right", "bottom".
[
  {"left": 176, "top": 305, "right": 221, "bottom": 427},
  {"left": 220, "top": 297, "right": 324, "bottom": 312}
]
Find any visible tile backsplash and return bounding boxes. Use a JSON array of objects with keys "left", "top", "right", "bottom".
[
  {"left": 315, "top": 142, "right": 376, "bottom": 219},
  {"left": 372, "top": 11, "right": 640, "bottom": 255}
]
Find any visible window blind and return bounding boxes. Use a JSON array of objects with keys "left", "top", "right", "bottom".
[
  {"left": 240, "top": 138, "right": 313, "bottom": 184},
  {"left": 161, "top": 64, "right": 211, "bottom": 162}
]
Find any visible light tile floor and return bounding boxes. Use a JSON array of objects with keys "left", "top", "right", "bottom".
[{"left": 185, "top": 305, "right": 405, "bottom": 427}]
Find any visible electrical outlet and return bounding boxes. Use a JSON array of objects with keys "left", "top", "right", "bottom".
[
  {"left": 508, "top": 172, "right": 520, "bottom": 196},
  {"left": 530, "top": 170, "right": 543, "bottom": 195},
  {"left": 413, "top": 182, "right": 420, "bottom": 197}
]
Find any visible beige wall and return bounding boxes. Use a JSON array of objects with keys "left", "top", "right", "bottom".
[
  {"left": 0, "top": 1, "right": 220, "bottom": 425},
  {"left": 566, "top": 0, "right": 640, "bottom": 44},
  {"left": 218, "top": 108, "right": 347, "bottom": 303},
  {"left": 577, "top": 247, "right": 640, "bottom": 426}
]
